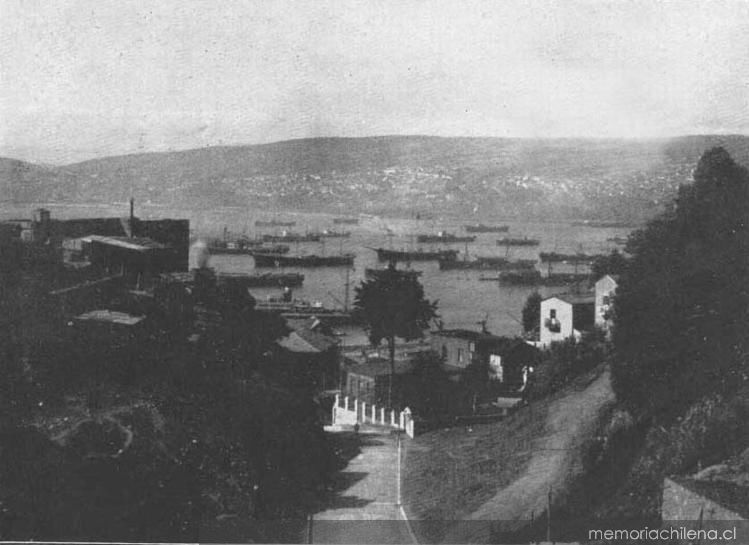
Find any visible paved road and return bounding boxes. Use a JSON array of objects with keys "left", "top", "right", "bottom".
[{"left": 312, "top": 427, "right": 417, "bottom": 544}]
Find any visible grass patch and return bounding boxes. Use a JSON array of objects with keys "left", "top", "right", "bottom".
[{"left": 402, "top": 395, "right": 552, "bottom": 522}]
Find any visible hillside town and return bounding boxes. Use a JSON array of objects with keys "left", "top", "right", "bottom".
[{"left": 3, "top": 2, "right": 749, "bottom": 544}]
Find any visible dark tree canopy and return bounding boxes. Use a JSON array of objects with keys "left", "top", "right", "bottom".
[
  {"left": 591, "top": 249, "right": 628, "bottom": 281},
  {"left": 353, "top": 265, "right": 438, "bottom": 407},
  {"left": 612, "top": 147, "right": 749, "bottom": 419},
  {"left": 521, "top": 291, "right": 542, "bottom": 337},
  {"left": 353, "top": 266, "right": 438, "bottom": 347}
]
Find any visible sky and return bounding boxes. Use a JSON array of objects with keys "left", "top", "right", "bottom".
[{"left": 1, "top": 0, "right": 749, "bottom": 164}]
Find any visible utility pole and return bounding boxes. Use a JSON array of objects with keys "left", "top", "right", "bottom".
[
  {"left": 546, "top": 485, "right": 552, "bottom": 544},
  {"left": 396, "top": 429, "right": 403, "bottom": 507}
]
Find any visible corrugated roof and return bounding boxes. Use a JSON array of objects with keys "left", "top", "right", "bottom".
[
  {"left": 278, "top": 328, "right": 337, "bottom": 353},
  {"left": 85, "top": 235, "right": 167, "bottom": 252},
  {"left": 73, "top": 310, "right": 145, "bottom": 326}
]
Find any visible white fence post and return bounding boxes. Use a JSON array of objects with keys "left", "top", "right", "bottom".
[
  {"left": 380, "top": 407, "right": 385, "bottom": 425},
  {"left": 344, "top": 396, "right": 349, "bottom": 411},
  {"left": 371, "top": 404, "right": 377, "bottom": 423},
  {"left": 361, "top": 402, "right": 367, "bottom": 423}
]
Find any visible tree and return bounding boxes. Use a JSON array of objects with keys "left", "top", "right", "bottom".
[
  {"left": 612, "top": 147, "right": 749, "bottom": 419},
  {"left": 521, "top": 291, "right": 542, "bottom": 338},
  {"left": 591, "top": 249, "right": 628, "bottom": 281},
  {"left": 353, "top": 264, "right": 438, "bottom": 407}
]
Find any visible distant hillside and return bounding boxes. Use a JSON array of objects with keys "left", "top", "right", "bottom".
[{"left": 3, "top": 135, "right": 749, "bottom": 221}]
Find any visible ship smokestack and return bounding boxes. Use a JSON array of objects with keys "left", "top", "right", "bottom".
[
  {"left": 129, "top": 198, "right": 135, "bottom": 238},
  {"left": 192, "top": 240, "right": 210, "bottom": 269}
]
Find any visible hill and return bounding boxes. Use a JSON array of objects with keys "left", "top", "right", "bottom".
[{"left": 3, "top": 135, "right": 749, "bottom": 221}]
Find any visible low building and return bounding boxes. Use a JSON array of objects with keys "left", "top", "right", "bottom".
[
  {"left": 594, "top": 274, "right": 619, "bottom": 333},
  {"left": 277, "top": 321, "right": 340, "bottom": 391},
  {"left": 540, "top": 293, "right": 595, "bottom": 347},
  {"left": 344, "top": 358, "right": 416, "bottom": 406},
  {"left": 662, "top": 476, "right": 748, "bottom": 523},
  {"left": 430, "top": 328, "right": 539, "bottom": 390}
]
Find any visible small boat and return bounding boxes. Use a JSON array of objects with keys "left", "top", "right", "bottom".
[
  {"left": 217, "top": 272, "right": 304, "bottom": 287},
  {"left": 572, "top": 220, "right": 637, "bottom": 228},
  {"left": 606, "top": 236, "right": 628, "bottom": 245},
  {"left": 262, "top": 231, "right": 321, "bottom": 243},
  {"left": 333, "top": 217, "right": 359, "bottom": 225},
  {"left": 369, "top": 247, "right": 459, "bottom": 263},
  {"left": 481, "top": 270, "right": 542, "bottom": 284},
  {"left": 416, "top": 232, "right": 476, "bottom": 244},
  {"left": 440, "top": 257, "right": 536, "bottom": 271},
  {"left": 255, "top": 219, "right": 296, "bottom": 227},
  {"left": 543, "top": 272, "right": 591, "bottom": 285},
  {"left": 317, "top": 229, "right": 351, "bottom": 238},
  {"left": 464, "top": 223, "right": 510, "bottom": 233},
  {"left": 253, "top": 253, "right": 355, "bottom": 268},
  {"left": 496, "top": 237, "right": 540, "bottom": 246}
]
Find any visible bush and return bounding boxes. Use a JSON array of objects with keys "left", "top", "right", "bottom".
[{"left": 526, "top": 329, "right": 609, "bottom": 401}]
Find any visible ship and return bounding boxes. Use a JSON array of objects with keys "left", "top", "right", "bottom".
[
  {"left": 539, "top": 252, "right": 603, "bottom": 263},
  {"left": 369, "top": 247, "right": 459, "bottom": 263},
  {"left": 252, "top": 252, "right": 355, "bottom": 268},
  {"left": 464, "top": 223, "right": 510, "bottom": 233},
  {"left": 496, "top": 237, "right": 540, "bottom": 246},
  {"left": 255, "top": 219, "right": 296, "bottom": 227},
  {"left": 365, "top": 267, "right": 423, "bottom": 280},
  {"left": 439, "top": 257, "right": 536, "bottom": 271},
  {"left": 217, "top": 271, "right": 304, "bottom": 287},
  {"left": 262, "top": 232, "right": 321, "bottom": 243},
  {"left": 416, "top": 231, "right": 476, "bottom": 243},
  {"left": 255, "top": 299, "right": 355, "bottom": 324},
  {"left": 480, "top": 270, "right": 590, "bottom": 286},
  {"left": 207, "top": 238, "right": 263, "bottom": 255},
  {"left": 333, "top": 217, "right": 359, "bottom": 225},
  {"left": 247, "top": 244, "right": 290, "bottom": 255}
]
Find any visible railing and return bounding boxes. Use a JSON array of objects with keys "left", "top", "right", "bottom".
[{"left": 333, "top": 394, "right": 414, "bottom": 438}]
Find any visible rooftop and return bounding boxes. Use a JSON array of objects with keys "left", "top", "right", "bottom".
[
  {"left": 85, "top": 235, "right": 168, "bottom": 252},
  {"left": 671, "top": 477, "right": 749, "bottom": 520},
  {"left": 543, "top": 292, "right": 595, "bottom": 305},
  {"left": 278, "top": 327, "right": 338, "bottom": 353},
  {"left": 430, "top": 328, "right": 502, "bottom": 343},
  {"left": 73, "top": 310, "right": 146, "bottom": 326},
  {"left": 346, "top": 358, "right": 416, "bottom": 378}
]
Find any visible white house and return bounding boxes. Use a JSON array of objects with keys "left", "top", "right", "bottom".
[
  {"left": 540, "top": 293, "right": 595, "bottom": 347},
  {"left": 594, "top": 274, "right": 619, "bottom": 333}
]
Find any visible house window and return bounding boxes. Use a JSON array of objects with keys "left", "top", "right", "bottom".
[
  {"left": 441, "top": 345, "right": 448, "bottom": 361},
  {"left": 545, "top": 308, "right": 561, "bottom": 333},
  {"left": 602, "top": 295, "right": 610, "bottom": 305},
  {"left": 489, "top": 354, "right": 503, "bottom": 382},
  {"left": 458, "top": 348, "right": 464, "bottom": 364}
]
